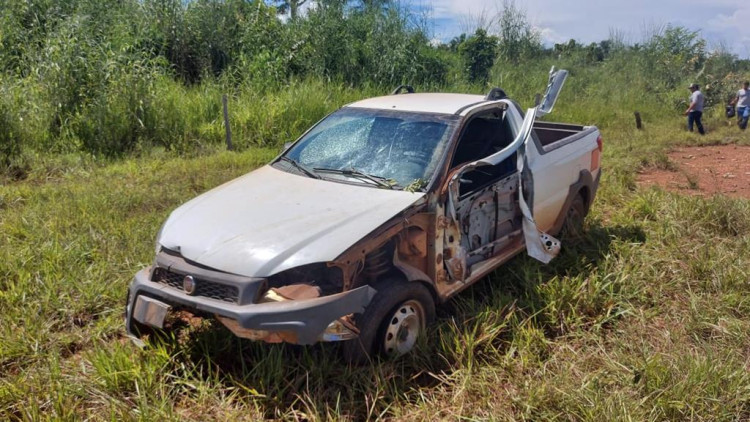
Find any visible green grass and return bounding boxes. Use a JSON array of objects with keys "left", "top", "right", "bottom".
[
  {"left": 1, "top": 98, "right": 750, "bottom": 420},
  {"left": 3, "top": 2, "right": 749, "bottom": 418}
]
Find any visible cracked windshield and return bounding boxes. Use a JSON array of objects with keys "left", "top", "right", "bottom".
[{"left": 282, "top": 108, "right": 459, "bottom": 189}]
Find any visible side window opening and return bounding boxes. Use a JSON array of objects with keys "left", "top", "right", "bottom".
[{"left": 451, "top": 109, "right": 517, "bottom": 196}]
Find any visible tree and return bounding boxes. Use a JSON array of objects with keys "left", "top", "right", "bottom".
[
  {"left": 642, "top": 25, "right": 707, "bottom": 89},
  {"left": 496, "top": 0, "right": 541, "bottom": 62},
  {"left": 458, "top": 29, "right": 499, "bottom": 83},
  {"left": 274, "top": 0, "right": 308, "bottom": 20}
]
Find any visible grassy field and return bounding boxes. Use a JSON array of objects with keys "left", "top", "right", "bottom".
[
  {"left": 3, "top": 1, "right": 750, "bottom": 419},
  {"left": 1, "top": 94, "right": 749, "bottom": 420}
]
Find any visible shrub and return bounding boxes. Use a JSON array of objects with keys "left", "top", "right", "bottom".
[
  {"left": 0, "top": 99, "right": 22, "bottom": 169},
  {"left": 496, "top": 0, "right": 542, "bottom": 62},
  {"left": 459, "top": 29, "right": 498, "bottom": 84}
]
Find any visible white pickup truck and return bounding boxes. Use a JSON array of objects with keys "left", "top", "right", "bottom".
[{"left": 125, "top": 68, "right": 602, "bottom": 362}]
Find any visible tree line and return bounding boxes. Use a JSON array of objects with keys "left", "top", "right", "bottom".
[{"left": 1, "top": 0, "right": 748, "bottom": 169}]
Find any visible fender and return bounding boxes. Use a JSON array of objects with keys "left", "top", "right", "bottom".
[{"left": 549, "top": 169, "right": 601, "bottom": 235}]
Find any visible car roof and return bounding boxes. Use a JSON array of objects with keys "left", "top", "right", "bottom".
[{"left": 345, "top": 93, "right": 491, "bottom": 115}]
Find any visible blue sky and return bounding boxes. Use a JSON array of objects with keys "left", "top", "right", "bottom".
[{"left": 409, "top": 0, "right": 750, "bottom": 57}]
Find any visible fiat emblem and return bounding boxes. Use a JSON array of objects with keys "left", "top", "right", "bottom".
[{"left": 183, "top": 275, "right": 197, "bottom": 295}]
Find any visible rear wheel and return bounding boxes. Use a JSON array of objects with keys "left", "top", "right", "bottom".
[
  {"left": 342, "top": 279, "right": 435, "bottom": 364},
  {"left": 561, "top": 193, "right": 586, "bottom": 239}
]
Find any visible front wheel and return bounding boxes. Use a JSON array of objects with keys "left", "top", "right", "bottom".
[{"left": 342, "top": 280, "right": 435, "bottom": 364}]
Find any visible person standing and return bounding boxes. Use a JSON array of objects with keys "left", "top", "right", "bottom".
[
  {"left": 730, "top": 81, "right": 750, "bottom": 130},
  {"left": 685, "top": 83, "right": 705, "bottom": 135}
]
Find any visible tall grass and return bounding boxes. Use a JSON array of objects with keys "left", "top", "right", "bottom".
[
  {"left": 0, "top": 129, "right": 748, "bottom": 419},
  {"left": 1, "top": 1, "right": 750, "bottom": 419},
  {"left": 0, "top": 0, "right": 448, "bottom": 164},
  {"left": 2, "top": 0, "right": 749, "bottom": 169}
]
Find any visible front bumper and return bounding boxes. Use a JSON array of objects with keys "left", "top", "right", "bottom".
[{"left": 125, "top": 267, "right": 377, "bottom": 345}]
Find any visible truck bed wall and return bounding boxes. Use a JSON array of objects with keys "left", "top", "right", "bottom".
[
  {"left": 532, "top": 122, "right": 596, "bottom": 154},
  {"left": 533, "top": 121, "right": 586, "bottom": 147}
]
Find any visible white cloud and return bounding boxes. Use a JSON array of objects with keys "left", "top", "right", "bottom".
[
  {"left": 706, "top": 6, "right": 750, "bottom": 56},
  {"left": 418, "top": 0, "right": 750, "bottom": 57},
  {"left": 535, "top": 26, "right": 566, "bottom": 45}
]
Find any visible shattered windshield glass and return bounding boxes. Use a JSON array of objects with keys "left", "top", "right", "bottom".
[{"left": 280, "top": 108, "right": 459, "bottom": 189}]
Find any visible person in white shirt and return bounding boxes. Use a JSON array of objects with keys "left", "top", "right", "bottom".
[
  {"left": 685, "top": 83, "right": 705, "bottom": 135},
  {"left": 730, "top": 81, "right": 750, "bottom": 130}
]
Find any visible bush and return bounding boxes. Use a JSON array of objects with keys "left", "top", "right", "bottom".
[
  {"left": 71, "top": 65, "right": 159, "bottom": 156},
  {"left": 0, "top": 78, "right": 44, "bottom": 177},
  {"left": 0, "top": 100, "right": 22, "bottom": 169},
  {"left": 1, "top": 0, "right": 749, "bottom": 159},
  {"left": 459, "top": 29, "right": 498, "bottom": 84},
  {"left": 496, "top": 0, "right": 542, "bottom": 62}
]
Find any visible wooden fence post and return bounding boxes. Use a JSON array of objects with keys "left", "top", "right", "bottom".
[{"left": 223, "top": 94, "right": 233, "bottom": 151}]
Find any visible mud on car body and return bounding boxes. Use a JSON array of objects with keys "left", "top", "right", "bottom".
[{"left": 125, "top": 68, "right": 603, "bottom": 363}]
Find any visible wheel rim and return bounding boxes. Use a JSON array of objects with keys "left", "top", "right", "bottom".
[{"left": 383, "top": 300, "right": 424, "bottom": 356}]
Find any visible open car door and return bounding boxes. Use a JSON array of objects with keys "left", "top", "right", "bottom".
[{"left": 442, "top": 67, "right": 568, "bottom": 282}]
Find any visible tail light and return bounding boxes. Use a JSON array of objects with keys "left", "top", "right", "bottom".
[{"left": 591, "top": 135, "right": 602, "bottom": 171}]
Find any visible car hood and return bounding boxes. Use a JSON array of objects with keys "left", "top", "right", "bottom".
[{"left": 158, "top": 165, "right": 425, "bottom": 277}]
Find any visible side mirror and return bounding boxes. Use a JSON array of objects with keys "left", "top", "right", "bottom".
[{"left": 537, "top": 67, "right": 568, "bottom": 117}]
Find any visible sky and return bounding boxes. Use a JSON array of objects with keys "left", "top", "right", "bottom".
[{"left": 410, "top": 0, "right": 750, "bottom": 58}]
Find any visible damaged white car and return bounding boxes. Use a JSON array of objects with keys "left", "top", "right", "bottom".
[{"left": 125, "top": 68, "right": 603, "bottom": 362}]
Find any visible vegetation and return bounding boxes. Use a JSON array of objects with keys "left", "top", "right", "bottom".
[
  {"left": 458, "top": 29, "right": 498, "bottom": 83},
  {"left": 1, "top": 0, "right": 750, "bottom": 420},
  {"left": 1, "top": 0, "right": 748, "bottom": 169}
]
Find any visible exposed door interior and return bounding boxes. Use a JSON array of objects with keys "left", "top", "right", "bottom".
[{"left": 446, "top": 106, "right": 523, "bottom": 269}]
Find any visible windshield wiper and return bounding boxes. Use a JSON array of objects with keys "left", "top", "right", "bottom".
[
  {"left": 278, "top": 156, "right": 321, "bottom": 179},
  {"left": 314, "top": 167, "right": 397, "bottom": 189}
]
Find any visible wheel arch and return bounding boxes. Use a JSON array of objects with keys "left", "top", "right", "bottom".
[
  {"left": 549, "top": 169, "right": 596, "bottom": 235},
  {"left": 391, "top": 252, "right": 440, "bottom": 299}
]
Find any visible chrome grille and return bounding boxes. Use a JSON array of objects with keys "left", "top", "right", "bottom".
[{"left": 152, "top": 267, "right": 239, "bottom": 303}]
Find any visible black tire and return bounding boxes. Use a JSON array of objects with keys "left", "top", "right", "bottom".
[
  {"left": 342, "top": 279, "right": 435, "bottom": 365},
  {"left": 561, "top": 193, "right": 586, "bottom": 240}
]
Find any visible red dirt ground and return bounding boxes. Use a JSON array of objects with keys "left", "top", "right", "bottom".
[{"left": 637, "top": 145, "right": 750, "bottom": 199}]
